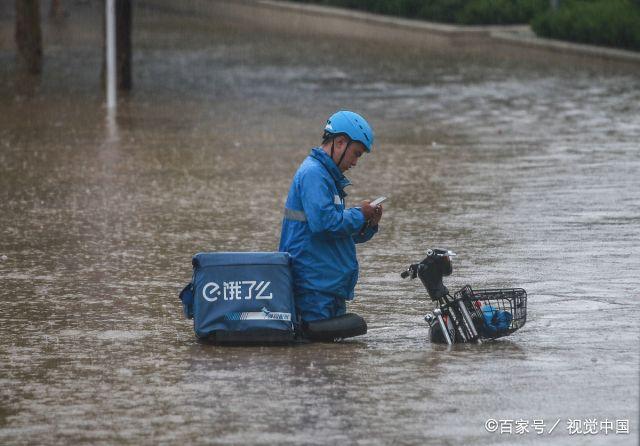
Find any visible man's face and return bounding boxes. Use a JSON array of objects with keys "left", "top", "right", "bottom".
[{"left": 336, "top": 137, "right": 367, "bottom": 173}]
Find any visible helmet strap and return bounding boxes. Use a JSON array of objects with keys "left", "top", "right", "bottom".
[{"left": 336, "top": 139, "right": 352, "bottom": 170}]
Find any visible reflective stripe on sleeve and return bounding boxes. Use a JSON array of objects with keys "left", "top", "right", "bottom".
[{"left": 284, "top": 207, "right": 307, "bottom": 222}]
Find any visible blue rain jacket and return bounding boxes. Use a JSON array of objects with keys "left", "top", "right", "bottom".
[{"left": 279, "top": 147, "right": 378, "bottom": 303}]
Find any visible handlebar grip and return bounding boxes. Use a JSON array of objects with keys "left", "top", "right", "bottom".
[{"left": 400, "top": 270, "right": 410, "bottom": 279}]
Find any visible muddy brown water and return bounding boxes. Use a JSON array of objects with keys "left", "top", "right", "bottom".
[{"left": 1, "top": 1, "right": 638, "bottom": 445}]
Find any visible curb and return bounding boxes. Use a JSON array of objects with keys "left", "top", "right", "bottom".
[
  {"left": 259, "top": 0, "right": 640, "bottom": 64},
  {"left": 490, "top": 30, "right": 640, "bottom": 64}
]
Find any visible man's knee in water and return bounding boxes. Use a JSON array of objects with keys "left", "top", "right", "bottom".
[
  {"left": 296, "top": 293, "right": 345, "bottom": 322},
  {"left": 297, "top": 295, "right": 367, "bottom": 341}
]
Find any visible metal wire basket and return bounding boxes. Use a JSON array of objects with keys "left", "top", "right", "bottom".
[{"left": 454, "top": 285, "right": 527, "bottom": 339}]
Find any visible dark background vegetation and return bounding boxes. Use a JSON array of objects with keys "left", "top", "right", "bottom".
[
  {"left": 292, "top": 0, "right": 640, "bottom": 51},
  {"left": 532, "top": 0, "right": 640, "bottom": 51}
]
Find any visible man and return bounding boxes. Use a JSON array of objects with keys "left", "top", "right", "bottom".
[{"left": 279, "top": 110, "right": 383, "bottom": 323}]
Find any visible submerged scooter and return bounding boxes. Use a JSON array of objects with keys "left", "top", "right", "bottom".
[{"left": 401, "top": 248, "right": 527, "bottom": 344}]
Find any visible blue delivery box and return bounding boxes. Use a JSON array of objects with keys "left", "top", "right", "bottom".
[{"left": 179, "top": 252, "right": 296, "bottom": 344}]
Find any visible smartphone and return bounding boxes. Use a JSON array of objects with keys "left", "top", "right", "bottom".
[{"left": 370, "top": 196, "right": 387, "bottom": 207}]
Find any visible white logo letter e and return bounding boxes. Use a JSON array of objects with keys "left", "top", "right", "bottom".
[{"left": 202, "top": 282, "right": 220, "bottom": 302}]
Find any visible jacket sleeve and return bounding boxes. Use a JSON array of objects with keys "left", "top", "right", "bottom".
[
  {"left": 299, "top": 170, "right": 365, "bottom": 237},
  {"left": 353, "top": 223, "right": 378, "bottom": 244}
]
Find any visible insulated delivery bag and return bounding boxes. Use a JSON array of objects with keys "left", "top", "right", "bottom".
[{"left": 179, "top": 252, "right": 296, "bottom": 344}]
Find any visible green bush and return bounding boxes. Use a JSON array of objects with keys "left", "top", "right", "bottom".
[
  {"left": 456, "top": 0, "right": 548, "bottom": 24},
  {"left": 292, "top": 0, "right": 640, "bottom": 51},
  {"left": 416, "top": 0, "right": 469, "bottom": 23},
  {"left": 291, "top": 0, "right": 547, "bottom": 24},
  {"left": 531, "top": 0, "right": 640, "bottom": 51}
]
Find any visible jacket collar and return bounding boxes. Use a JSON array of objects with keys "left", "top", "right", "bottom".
[{"left": 310, "top": 147, "right": 351, "bottom": 194}]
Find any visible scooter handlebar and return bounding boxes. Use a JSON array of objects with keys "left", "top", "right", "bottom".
[{"left": 400, "top": 264, "right": 419, "bottom": 279}]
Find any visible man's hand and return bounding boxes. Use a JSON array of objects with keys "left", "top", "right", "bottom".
[
  {"left": 360, "top": 200, "right": 376, "bottom": 221},
  {"left": 370, "top": 204, "right": 383, "bottom": 226},
  {"left": 360, "top": 200, "right": 383, "bottom": 226}
]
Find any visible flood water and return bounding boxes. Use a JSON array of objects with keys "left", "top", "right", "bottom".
[{"left": 1, "top": 1, "right": 639, "bottom": 444}]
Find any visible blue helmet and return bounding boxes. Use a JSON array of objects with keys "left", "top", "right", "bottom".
[{"left": 324, "top": 110, "right": 374, "bottom": 152}]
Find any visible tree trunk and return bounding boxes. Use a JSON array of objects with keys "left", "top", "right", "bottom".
[
  {"left": 15, "top": 0, "right": 43, "bottom": 74},
  {"left": 103, "top": 0, "right": 132, "bottom": 91},
  {"left": 116, "top": 0, "right": 132, "bottom": 90},
  {"left": 49, "top": 0, "right": 62, "bottom": 19}
]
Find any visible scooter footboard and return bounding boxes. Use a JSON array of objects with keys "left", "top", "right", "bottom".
[{"left": 303, "top": 313, "right": 367, "bottom": 342}]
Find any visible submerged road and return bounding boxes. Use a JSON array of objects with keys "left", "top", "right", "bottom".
[{"left": 1, "top": 1, "right": 639, "bottom": 444}]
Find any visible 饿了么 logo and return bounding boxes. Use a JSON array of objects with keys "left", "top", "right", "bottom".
[{"left": 202, "top": 280, "right": 273, "bottom": 302}]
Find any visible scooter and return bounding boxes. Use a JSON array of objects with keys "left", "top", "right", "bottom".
[{"left": 401, "top": 248, "right": 527, "bottom": 345}]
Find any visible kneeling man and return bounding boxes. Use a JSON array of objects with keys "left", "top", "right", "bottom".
[{"left": 279, "top": 110, "right": 383, "bottom": 323}]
